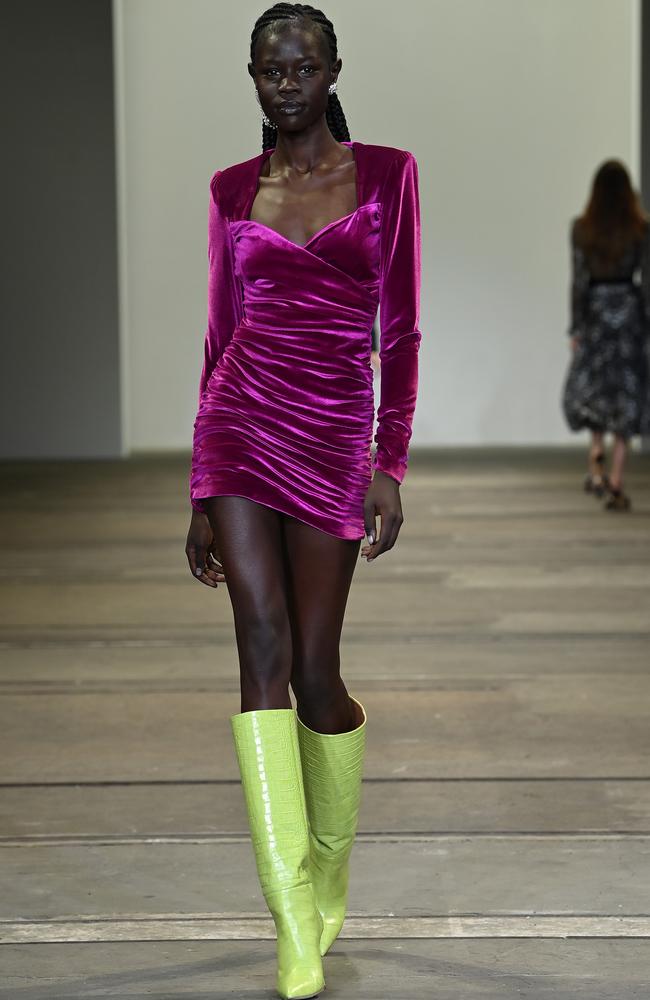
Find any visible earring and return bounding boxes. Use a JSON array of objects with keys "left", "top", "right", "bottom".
[
  {"left": 328, "top": 82, "right": 337, "bottom": 96},
  {"left": 254, "top": 88, "right": 276, "bottom": 129}
]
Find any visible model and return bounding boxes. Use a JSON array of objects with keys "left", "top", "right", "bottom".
[
  {"left": 185, "top": 4, "right": 421, "bottom": 997},
  {"left": 563, "top": 159, "right": 650, "bottom": 510}
]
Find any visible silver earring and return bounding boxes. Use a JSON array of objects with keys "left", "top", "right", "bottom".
[
  {"left": 328, "top": 82, "right": 337, "bottom": 96},
  {"left": 254, "top": 88, "right": 276, "bottom": 129}
]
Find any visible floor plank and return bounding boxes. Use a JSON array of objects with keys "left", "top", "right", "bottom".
[
  {"left": 0, "top": 940, "right": 648, "bottom": 999},
  {"left": 3, "top": 680, "right": 650, "bottom": 782},
  {"left": 3, "top": 778, "right": 650, "bottom": 838},
  {"left": 1, "top": 838, "right": 649, "bottom": 919}
]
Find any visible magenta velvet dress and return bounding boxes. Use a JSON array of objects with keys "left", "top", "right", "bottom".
[{"left": 190, "top": 140, "right": 421, "bottom": 540}]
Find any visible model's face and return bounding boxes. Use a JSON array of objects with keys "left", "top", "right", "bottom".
[{"left": 249, "top": 24, "right": 340, "bottom": 132}]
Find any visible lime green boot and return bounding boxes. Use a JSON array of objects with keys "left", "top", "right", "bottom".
[
  {"left": 231, "top": 709, "right": 325, "bottom": 1000},
  {"left": 296, "top": 698, "right": 367, "bottom": 955}
]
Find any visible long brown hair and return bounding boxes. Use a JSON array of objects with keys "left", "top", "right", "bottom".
[{"left": 576, "top": 160, "right": 647, "bottom": 267}]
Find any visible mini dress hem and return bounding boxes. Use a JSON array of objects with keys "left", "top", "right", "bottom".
[{"left": 192, "top": 479, "right": 366, "bottom": 542}]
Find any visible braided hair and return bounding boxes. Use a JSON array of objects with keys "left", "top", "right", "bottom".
[{"left": 250, "top": 3, "right": 351, "bottom": 151}]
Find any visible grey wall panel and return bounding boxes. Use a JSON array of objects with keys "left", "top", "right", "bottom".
[
  {"left": 642, "top": 1, "right": 650, "bottom": 452},
  {"left": 0, "top": 0, "right": 121, "bottom": 458}
]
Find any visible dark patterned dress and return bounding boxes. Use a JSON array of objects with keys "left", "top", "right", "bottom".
[{"left": 562, "top": 219, "right": 650, "bottom": 439}]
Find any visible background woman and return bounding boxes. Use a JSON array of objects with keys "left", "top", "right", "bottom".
[
  {"left": 563, "top": 159, "right": 650, "bottom": 510},
  {"left": 185, "top": 4, "right": 421, "bottom": 998}
]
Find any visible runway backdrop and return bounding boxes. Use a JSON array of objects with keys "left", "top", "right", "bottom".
[
  {"left": 116, "top": 0, "right": 642, "bottom": 450},
  {"left": 0, "top": 0, "right": 640, "bottom": 457}
]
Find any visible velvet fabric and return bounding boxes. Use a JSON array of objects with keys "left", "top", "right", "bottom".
[{"left": 190, "top": 140, "right": 421, "bottom": 540}]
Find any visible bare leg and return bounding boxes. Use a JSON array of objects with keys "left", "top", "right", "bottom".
[
  {"left": 589, "top": 430, "right": 604, "bottom": 469},
  {"left": 282, "top": 517, "right": 360, "bottom": 734},
  {"left": 609, "top": 435, "right": 628, "bottom": 492},
  {"left": 203, "top": 496, "right": 292, "bottom": 712},
  {"left": 205, "top": 498, "right": 326, "bottom": 997}
]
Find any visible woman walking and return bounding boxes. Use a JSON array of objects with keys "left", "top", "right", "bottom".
[
  {"left": 563, "top": 159, "right": 650, "bottom": 509},
  {"left": 185, "top": 5, "right": 421, "bottom": 998}
]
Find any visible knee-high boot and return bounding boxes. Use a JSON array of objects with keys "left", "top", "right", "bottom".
[
  {"left": 231, "top": 709, "right": 325, "bottom": 1000},
  {"left": 296, "top": 698, "right": 367, "bottom": 956}
]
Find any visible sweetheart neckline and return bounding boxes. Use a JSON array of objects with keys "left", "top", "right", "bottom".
[{"left": 230, "top": 202, "right": 380, "bottom": 250}]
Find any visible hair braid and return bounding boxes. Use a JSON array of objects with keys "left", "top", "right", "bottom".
[{"left": 250, "top": 3, "right": 351, "bottom": 150}]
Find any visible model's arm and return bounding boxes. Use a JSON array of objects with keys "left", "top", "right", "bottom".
[
  {"left": 186, "top": 171, "right": 241, "bottom": 588},
  {"left": 373, "top": 151, "right": 422, "bottom": 482},
  {"left": 362, "top": 151, "right": 422, "bottom": 561},
  {"left": 569, "top": 219, "right": 589, "bottom": 344}
]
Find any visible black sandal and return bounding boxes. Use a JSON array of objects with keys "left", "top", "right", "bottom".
[{"left": 604, "top": 487, "right": 631, "bottom": 511}]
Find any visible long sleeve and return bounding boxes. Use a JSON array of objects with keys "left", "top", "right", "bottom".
[
  {"left": 197, "top": 170, "right": 243, "bottom": 402},
  {"left": 373, "top": 150, "right": 422, "bottom": 483},
  {"left": 568, "top": 219, "right": 590, "bottom": 338},
  {"left": 190, "top": 170, "right": 243, "bottom": 513}
]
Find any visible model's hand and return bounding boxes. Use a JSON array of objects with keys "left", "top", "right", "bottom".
[
  {"left": 361, "top": 470, "right": 404, "bottom": 562},
  {"left": 185, "top": 509, "right": 225, "bottom": 588}
]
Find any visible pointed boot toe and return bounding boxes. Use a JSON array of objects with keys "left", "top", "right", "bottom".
[
  {"left": 270, "top": 883, "right": 325, "bottom": 999},
  {"left": 278, "top": 965, "right": 325, "bottom": 1000},
  {"left": 277, "top": 958, "right": 325, "bottom": 1000}
]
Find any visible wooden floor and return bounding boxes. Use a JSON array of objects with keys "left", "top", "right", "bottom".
[{"left": 1, "top": 448, "right": 649, "bottom": 999}]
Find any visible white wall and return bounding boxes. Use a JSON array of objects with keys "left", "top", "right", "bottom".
[{"left": 114, "top": 0, "right": 640, "bottom": 451}]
